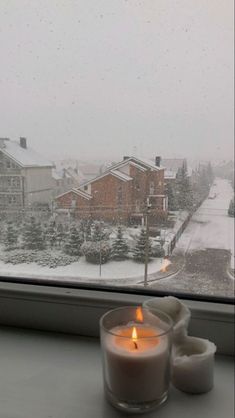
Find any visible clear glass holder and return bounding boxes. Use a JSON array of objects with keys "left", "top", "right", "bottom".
[{"left": 100, "top": 306, "right": 173, "bottom": 414}]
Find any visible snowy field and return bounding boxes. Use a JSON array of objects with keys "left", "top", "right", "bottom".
[
  {"left": 0, "top": 255, "right": 163, "bottom": 283},
  {"left": 174, "top": 179, "right": 234, "bottom": 268}
]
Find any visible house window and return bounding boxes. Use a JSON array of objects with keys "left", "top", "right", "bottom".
[
  {"left": 0, "top": 0, "right": 233, "bottom": 305},
  {"left": 8, "top": 195, "right": 17, "bottom": 204},
  {"left": 150, "top": 181, "right": 154, "bottom": 195}
]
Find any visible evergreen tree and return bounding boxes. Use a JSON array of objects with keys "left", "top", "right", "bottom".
[
  {"left": 4, "top": 222, "right": 18, "bottom": 250},
  {"left": 166, "top": 182, "right": 178, "bottom": 211},
  {"left": 176, "top": 161, "right": 194, "bottom": 210},
  {"left": 112, "top": 227, "right": 129, "bottom": 260},
  {"left": 228, "top": 198, "right": 235, "bottom": 217},
  {"left": 79, "top": 219, "right": 92, "bottom": 241},
  {"left": 206, "top": 162, "right": 214, "bottom": 185},
  {"left": 45, "top": 220, "right": 57, "bottom": 248},
  {"left": 56, "top": 223, "right": 65, "bottom": 247},
  {"left": 64, "top": 224, "right": 83, "bottom": 256},
  {"left": 22, "top": 217, "right": 45, "bottom": 250},
  {"left": 92, "top": 222, "right": 107, "bottom": 241},
  {"left": 133, "top": 228, "right": 152, "bottom": 263}
]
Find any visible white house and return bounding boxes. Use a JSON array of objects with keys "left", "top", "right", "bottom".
[{"left": 0, "top": 137, "right": 55, "bottom": 211}]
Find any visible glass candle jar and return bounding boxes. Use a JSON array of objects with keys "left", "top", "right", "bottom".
[{"left": 100, "top": 306, "right": 173, "bottom": 414}]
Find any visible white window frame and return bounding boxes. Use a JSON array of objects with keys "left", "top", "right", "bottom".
[{"left": 0, "top": 281, "right": 233, "bottom": 355}]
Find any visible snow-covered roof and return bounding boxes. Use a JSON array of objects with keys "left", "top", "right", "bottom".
[
  {"left": 161, "top": 158, "right": 192, "bottom": 178},
  {"left": 165, "top": 170, "right": 177, "bottom": 179},
  {"left": 110, "top": 169, "right": 132, "bottom": 181},
  {"left": 1, "top": 139, "right": 54, "bottom": 168},
  {"left": 56, "top": 188, "right": 92, "bottom": 200},
  {"left": 112, "top": 156, "right": 163, "bottom": 172},
  {"left": 79, "top": 169, "right": 132, "bottom": 189}
]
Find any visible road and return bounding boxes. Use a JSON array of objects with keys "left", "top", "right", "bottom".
[{"left": 150, "top": 179, "right": 234, "bottom": 298}]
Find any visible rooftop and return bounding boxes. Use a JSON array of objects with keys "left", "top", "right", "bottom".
[{"left": 0, "top": 138, "right": 54, "bottom": 168}]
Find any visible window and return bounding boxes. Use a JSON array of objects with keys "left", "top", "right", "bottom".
[{"left": 0, "top": 1, "right": 233, "bottom": 304}]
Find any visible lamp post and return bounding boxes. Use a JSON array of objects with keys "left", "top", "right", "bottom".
[{"left": 144, "top": 198, "right": 151, "bottom": 287}]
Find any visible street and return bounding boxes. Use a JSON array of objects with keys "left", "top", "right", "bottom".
[{"left": 151, "top": 179, "right": 234, "bottom": 298}]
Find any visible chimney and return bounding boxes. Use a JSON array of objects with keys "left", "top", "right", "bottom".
[
  {"left": 20, "top": 137, "right": 27, "bottom": 149},
  {"left": 123, "top": 156, "right": 130, "bottom": 161},
  {"left": 155, "top": 156, "right": 161, "bottom": 167}
]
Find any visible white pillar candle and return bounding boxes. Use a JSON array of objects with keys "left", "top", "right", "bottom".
[
  {"left": 172, "top": 336, "right": 217, "bottom": 394},
  {"left": 143, "top": 296, "right": 191, "bottom": 342},
  {"left": 104, "top": 324, "right": 170, "bottom": 402}
]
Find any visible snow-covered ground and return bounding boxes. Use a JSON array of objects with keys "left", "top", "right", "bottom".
[
  {"left": 174, "top": 178, "right": 234, "bottom": 268},
  {"left": 0, "top": 255, "right": 163, "bottom": 283}
]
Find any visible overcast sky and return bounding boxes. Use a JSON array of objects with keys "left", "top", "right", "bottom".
[{"left": 0, "top": 0, "right": 233, "bottom": 162}]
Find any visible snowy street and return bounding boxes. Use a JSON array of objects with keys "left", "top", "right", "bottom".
[
  {"left": 151, "top": 179, "right": 234, "bottom": 297},
  {"left": 175, "top": 178, "right": 234, "bottom": 268}
]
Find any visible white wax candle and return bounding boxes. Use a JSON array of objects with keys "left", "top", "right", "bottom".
[
  {"left": 172, "top": 336, "right": 217, "bottom": 394},
  {"left": 103, "top": 324, "right": 170, "bottom": 403},
  {"left": 143, "top": 296, "right": 191, "bottom": 341}
]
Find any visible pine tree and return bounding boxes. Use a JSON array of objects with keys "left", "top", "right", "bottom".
[
  {"left": 45, "top": 220, "right": 57, "bottom": 248},
  {"left": 166, "top": 182, "right": 178, "bottom": 211},
  {"left": 176, "top": 161, "right": 194, "bottom": 211},
  {"left": 112, "top": 227, "right": 129, "bottom": 260},
  {"left": 64, "top": 224, "right": 83, "bottom": 256},
  {"left": 4, "top": 222, "right": 18, "bottom": 250},
  {"left": 133, "top": 228, "right": 152, "bottom": 263},
  {"left": 22, "top": 217, "right": 45, "bottom": 250},
  {"left": 56, "top": 223, "right": 65, "bottom": 247},
  {"left": 92, "top": 222, "right": 107, "bottom": 241},
  {"left": 228, "top": 198, "right": 235, "bottom": 217}
]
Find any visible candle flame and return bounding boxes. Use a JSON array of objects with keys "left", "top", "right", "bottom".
[
  {"left": 160, "top": 258, "right": 171, "bottom": 273},
  {"left": 136, "top": 307, "right": 144, "bottom": 322},
  {"left": 131, "top": 327, "right": 137, "bottom": 348}
]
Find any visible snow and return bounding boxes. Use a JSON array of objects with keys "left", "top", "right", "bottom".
[
  {"left": 2, "top": 140, "right": 54, "bottom": 167},
  {"left": 175, "top": 179, "right": 234, "bottom": 268},
  {"left": 110, "top": 169, "right": 132, "bottom": 181},
  {"left": 0, "top": 256, "right": 163, "bottom": 282}
]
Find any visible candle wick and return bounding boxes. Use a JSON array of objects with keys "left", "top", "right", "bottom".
[{"left": 133, "top": 341, "right": 138, "bottom": 349}]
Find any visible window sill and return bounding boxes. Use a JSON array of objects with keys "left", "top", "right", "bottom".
[
  {"left": 0, "top": 326, "right": 233, "bottom": 418},
  {"left": 0, "top": 281, "right": 234, "bottom": 355}
]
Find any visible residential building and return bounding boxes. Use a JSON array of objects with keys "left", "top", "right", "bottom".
[
  {"left": 0, "top": 137, "right": 54, "bottom": 212},
  {"left": 55, "top": 156, "right": 167, "bottom": 225}
]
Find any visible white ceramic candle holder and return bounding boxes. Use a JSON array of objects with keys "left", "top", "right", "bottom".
[
  {"left": 100, "top": 306, "right": 173, "bottom": 414},
  {"left": 143, "top": 296, "right": 191, "bottom": 342},
  {"left": 171, "top": 336, "right": 217, "bottom": 394}
]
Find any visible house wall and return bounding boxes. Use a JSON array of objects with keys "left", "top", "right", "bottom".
[
  {"left": 22, "top": 167, "right": 54, "bottom": 205},
  {"left": 55, "top": 164, "right": 167, "bottom": 224}
]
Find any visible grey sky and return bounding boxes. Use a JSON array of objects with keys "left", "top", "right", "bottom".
[{"left": 0, "top": 0, "right": 233, "bottom": 162}]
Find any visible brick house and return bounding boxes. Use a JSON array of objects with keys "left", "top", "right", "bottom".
[
  {"left": 0, "top": 137, "right": 54, "bottom": 212},
  {"left": 55, "top": 156, "right": 167, "bottom": 225}
]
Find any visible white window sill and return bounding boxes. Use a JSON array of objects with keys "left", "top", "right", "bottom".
[
  {"left": 0, "top": 281, "right": 234, "bottom": 355},
  {"left": 0, "top": 326, "right": 233, "bottom": 418}
]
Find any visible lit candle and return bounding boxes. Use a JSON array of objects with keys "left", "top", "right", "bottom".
[{"left": 100, "top": 307, "right": 173, "bottom": 414}]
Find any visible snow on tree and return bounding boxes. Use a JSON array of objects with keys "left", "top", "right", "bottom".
[
  {"left": 56, "top": 223, "right": 66, "bottom": 247},
  {"left": 82, "top": 240, "right": 111, "bottom": 264},
  {"left": 133, "top": 228, "right": 152, "bottom": 263},
  {"left": 111, "top": 226, "right": 129, "bottom": 260},
  {"left": 63, "top": 224, "right": 83, "bottom": 256},
  {"left": 79, "top": 219, "right": 92, "bottom": 241},
  {"left": 91, "top": 221, "right": 109, "bottom": 241},
  {"left": 166, "top": 182, "right": 178, "bottom": 211},
  {"left": 45, "top": 220, "right": 57, "bottom": 248},
  {"left": 22, "top": 217, "right": 45, "bottom": 250},
  {"left": 4, "top": 222, "right": 18, "bottom": 250},
  {"left": 176, "top": 161, "right": 194, "bottom": 210},
  {"left": 228, "top": 198, "right": 235, "bottom": 217}
]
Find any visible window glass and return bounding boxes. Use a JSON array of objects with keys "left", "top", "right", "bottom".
[{"left": 0, "top": 0, "right": 234, "bottom": 300}]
